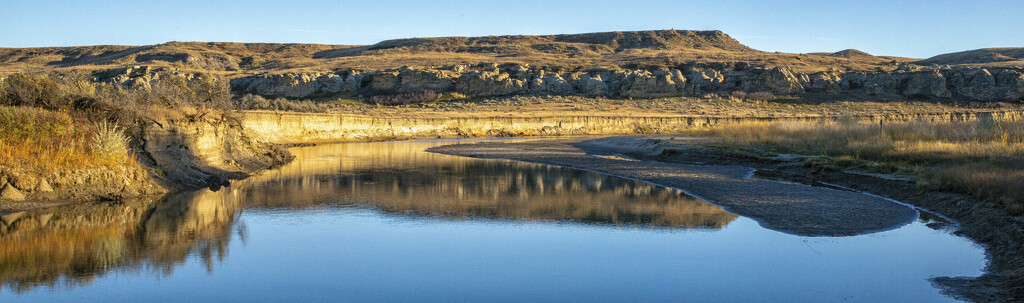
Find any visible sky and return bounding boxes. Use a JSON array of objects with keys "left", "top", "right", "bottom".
[{"left": 2, "top": 0, "right": 1022, "bottom": 59}]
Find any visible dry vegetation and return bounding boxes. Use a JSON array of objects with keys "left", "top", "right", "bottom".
[
  {"left": 318, "top": 93, "right": 1024, "bottom": 119},
  {"left": 0, "top": 106, "right": 131, "bottom": 176},
  {"left": 0, "top": 30, "right": 922, "bottom": 78},
  {"left": 689, "top": 119, "right": 1024, "bottom": 214},
  {"left": 0, "top": 72, "right": 256, "bottom": 180}
]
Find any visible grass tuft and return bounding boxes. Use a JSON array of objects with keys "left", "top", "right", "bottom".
[{"left": 90, "top": 121, "right": 129, "bottom": 162}]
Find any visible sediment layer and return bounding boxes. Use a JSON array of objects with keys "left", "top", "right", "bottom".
[{"left": 238, "top": 110, "right": 1024, "bottom": 144}]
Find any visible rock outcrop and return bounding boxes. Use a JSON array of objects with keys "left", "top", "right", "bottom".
[
  {"left": 1, "top": 183, "right": 26, "bottom": 201},
  {"left": 216, "top": 63, "right": 1024, "bottom": 102},
  {"left": 139, "top": 114, "right": 292, "bottom": 190}
]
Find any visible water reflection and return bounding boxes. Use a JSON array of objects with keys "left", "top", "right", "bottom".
[
  {"left": 0, "top": 189, "right": 239, "bottom": 293},
  {"left": 1, "top": 140, "right": 735, "bottom": 293},
  {"left": 241, "top": 142, "right": 736, "bottom": 228}
]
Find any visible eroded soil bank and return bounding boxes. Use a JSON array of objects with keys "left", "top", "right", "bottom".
[
  {"left": 428, "top": 136, "right": 1023, "bottom": 302},
  {"left": 0, "top": 114, "right": 292, "bottom": 214}
]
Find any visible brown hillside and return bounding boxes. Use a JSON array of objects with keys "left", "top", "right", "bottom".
[
  {"left": 0, "top": 30, "right": 924, "bottom": 77},
  {"left": 915, "top": 48, "right": 1024, "bottom": 67},
  {"left": 829, "top": 49, "right": 876, "bottom": 59},
  {"left": 353, "top": 30, "right": 755, "bottom": 55}
]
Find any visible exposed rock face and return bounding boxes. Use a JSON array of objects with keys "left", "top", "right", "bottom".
[
  {"left": 902, "top": 70, "right": 952, "bottom": 98},
  {"left": 806, "top": 71, "right": 843, "bottom": 93},
  {"left": 239, "top": 110, "right": 1024, "bottom": 145},
  {"left": 229, "top": 72, "right": 359, "bottom": 98},
  {"left": 620, "top": 70, "right": 687, "bottom": 98},
  {"left": 738, "top": 67, "right": 806, "bottom": 95},
  {"left": 104, "top": 62, "right": 1024, "bottom": 102},
  {"left": 456, "top": 70, "right": 529, "bottom": 97},
  {"left": 37, "top": 179, "right": 53, "bottom": 192},
  {"left": 953, "top": 69, "right": 998, "bottom": 100},
  {"left": 140, "top": 115, "right": 292, "bottom": 190},
  {"left": 1, "top": 183, "right": 26, "bottom": 201}
]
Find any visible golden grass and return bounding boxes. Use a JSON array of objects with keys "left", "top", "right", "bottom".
[
  {"left": 0, "top": 106, "right": 134, "bottom": 177},
  {"left": 690, "top": 119, "right": 1024, "bottom": 214}
]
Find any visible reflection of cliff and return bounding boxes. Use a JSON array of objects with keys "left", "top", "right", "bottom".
[
  {"left": 0, "top": 141, "right": 736, "bottom": 293},
  {"left": 0, "top": 189, "right": 240, "bottom": 293},
  {"left": 241, "top": 142, "right": 738, "bottom": 228}
]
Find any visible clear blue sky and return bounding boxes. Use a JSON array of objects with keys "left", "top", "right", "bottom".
[{"left": 2, "top": 0, "right": 1021, "bottom": 59}]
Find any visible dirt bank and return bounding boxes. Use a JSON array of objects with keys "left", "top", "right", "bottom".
[{"left": 0, "top": 114, "right": 292, "bottom": 215}]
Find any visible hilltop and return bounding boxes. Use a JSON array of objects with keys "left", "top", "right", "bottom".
[
  {"left": 1, "top": 30, "right": 917, "bottom": 77},
  {"left": 1, "top": 30, "right": 1022, "bottom": 102},
  {"left": 916, "top": 47, "right": 1024, "bottom": 66}
]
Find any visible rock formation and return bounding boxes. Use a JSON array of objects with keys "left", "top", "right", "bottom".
[
  {"left": 49, "top": 30, "right": 1020, "bottom": 102},
  {"left": 215, "top": 64, "right": 1024, "bottom": 102}
]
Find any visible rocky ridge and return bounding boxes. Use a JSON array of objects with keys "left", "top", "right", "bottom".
[{"left": 219, "top": 62, "right": 1024, "bottom": 101}]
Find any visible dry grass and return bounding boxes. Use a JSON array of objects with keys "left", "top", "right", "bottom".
[
  {"left": 690, "top": 119, "right": 1024, "bottom": 214},
  {"left": 0, "top": 106, "right": 134, "bottom": 177},
  {"left": 0, "top": 31, "right": 920, "bottom": 78}
]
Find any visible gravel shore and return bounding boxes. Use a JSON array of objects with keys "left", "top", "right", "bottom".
[{"left": 429, "top": 137, "right": 919, "bottom": 237}]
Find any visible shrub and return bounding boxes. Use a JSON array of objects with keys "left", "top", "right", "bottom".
[
  {"left": 234, "top": 94, "right": 327, "bottom": 112},
  {"left": 0, "top": 106, "right": 93, "bottom": 174},
  {"left": 367, "top": 90, "right": 439, "bottom": 106},
  {"left": 729, "top": 91, "right": 748, "bottom": 101},
  {"left": 0, "top": 73, "right": 72, "bottom": 110},
  {"left": 91, "top": 121, "right": 129, "bottom": 162},
  {"left": 438, "top": 92, "right": 469, "bottom": 101},
  {"left": 139, "top": 75, "right": 232, "bottom": 110},
  {"left": 746, "top": 91, "right": 775, "bottom": 102}
]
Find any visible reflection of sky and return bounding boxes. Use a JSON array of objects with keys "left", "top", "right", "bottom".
[
  {"left": 2, "top": 141, "right": 986, "bottom": 302},
  {"left": 10, "top": 208, "right": 983, "bottom": 302}
]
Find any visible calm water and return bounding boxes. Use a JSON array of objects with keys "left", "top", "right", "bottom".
[{"left": 0, "top": 141, "right": 985, "bottom": 302}]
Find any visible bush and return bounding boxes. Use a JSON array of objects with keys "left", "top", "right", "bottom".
[
  {"left": 234, "top": 94, "right": 327, "bottom": 112},
  {"left": 438, "top": 92, "right": 468, "bottom": 101},
  {"left": 746, "top": 91, "right": 776, "bottom": 102},
  {"left": 0, "top": 73, "right": 73, "bottom": 110},
  {"left": 729, "top": 91, "right": 748, "bottom": 101},
  {"left": 91, "top": 121, "right": 129, "bottom": 162},
  {"left": 139, "top": 75, "right": 232, "bottom": 111},
  {"left": 0, "top": 106, "right": 118, "bottom": 174},
  {"left": 367, "top": 90, "right": 439, "bottom": 106}
]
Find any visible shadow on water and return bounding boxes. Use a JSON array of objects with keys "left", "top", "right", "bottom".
[{"left": 0, "top": 141, "right": 737, "bottom": 293}]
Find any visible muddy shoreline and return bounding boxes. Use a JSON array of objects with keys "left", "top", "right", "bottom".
[{"left": 428, "top": 135, "right": 1023, "bottom": 302}]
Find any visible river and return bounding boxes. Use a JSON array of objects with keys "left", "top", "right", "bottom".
[{"left": 0, "top": 140, "right": 985, "bottom": 302}]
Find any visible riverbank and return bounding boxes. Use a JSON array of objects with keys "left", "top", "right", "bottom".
[
  {"left": 0, "top": 109, "right": 292, "bottom": 215},
  {"left": 428, "top": 136, "right": 1022, "bottom": 302},
  {"left": 6, "top": 103, "right": 1020, "bottom": 213}
]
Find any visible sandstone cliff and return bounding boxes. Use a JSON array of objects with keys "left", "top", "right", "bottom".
[{"left": 223, "top": 63, "right": 1024, "bottom": 102}]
